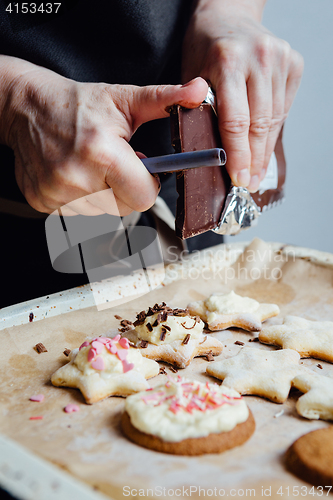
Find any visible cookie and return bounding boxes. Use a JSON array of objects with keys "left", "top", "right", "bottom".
[
  {"left": 286, "top": 427, "right": 333, "bottom": 487},
  {"left": 51, "top": 335, "right": 159, "bottom": 404},
  {"left": 188, "top": 291, "right": 279, "bottom": 332},
  {"left": 293, "top": 372, "right": 333, "bottom": 421},
  {"left": 207, "top": 347, "right": 307, "bottom": 403},
  {"left": 121, "top": 377, "right": 255, "bottom": 455},
  {"left": 121, "top": 303, "right": 223, "bottom": 368},
  {"left": 259, "top": 316, "right": 333, "bottom": 362}
]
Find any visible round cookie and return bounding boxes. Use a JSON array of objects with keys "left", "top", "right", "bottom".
[
  {"left": 286, "top": 426, "right": 333, "bottom": 487},
  {"left": 121, "top": 377, "right": 255, "bottom": 455},
  {"left": 121, "top": 409, "right": 255, "bottom": 455}
]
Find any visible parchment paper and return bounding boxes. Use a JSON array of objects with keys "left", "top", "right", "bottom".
[{"left": 1, "top": 239, "right": 333, "bottom": 499}]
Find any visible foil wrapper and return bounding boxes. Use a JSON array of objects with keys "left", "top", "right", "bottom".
[
  {"left": 203, "top": 87, "right": 217, "bottom": 115},
  {"left": 212, "top": 186, "right": 261, "bottom": 235}
]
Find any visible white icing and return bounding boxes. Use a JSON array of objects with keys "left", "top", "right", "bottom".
[
  {"left": 73, "top": 343, "right": 145, "bottom": 380},
  {"left": 134, "top": 312, "right": 204, "bottom": 345},
  {"left": 125, "top": 378, "right": 249, "bottom": 442},
  {"left": 205, "top": 291, "right": 259, "bottom": 315}
]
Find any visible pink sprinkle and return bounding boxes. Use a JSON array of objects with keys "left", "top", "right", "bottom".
[
  {"left": 122, "top": 359, "right": 134, "bottom": 373},
  {"left": 113, "top": 334, "right": 121, "bottom": 342},
  {"left": 91, "top": 341, "right": 104, "bottom": 354},
  {"left": 64, "top": 404, "right": 80, "bottom": 413},
  {"left": 106, "top": 343, "right": 118, "bottom": 354},
  {"left": 29, "top": 394, "right": 44, "bottom": 403},
  {"left": 91, "top": 356, "right": 105, "bottom": 371},
  {"left": 96, "top": 337, "right": 109, "bottom": 344},
  {"left": 118, "top": 337, "right": 130, "bottom": 349},
  {"left": 87, "top": 347, "right": 96, "bottom": 362},
  {"left": 79, "top": 341, "right": 90, "bottom": 351},
  {"left": 29, "top": 416, "right": 43, "bottom": 420},
  {"left": 116, "top": 349, "right": 128, "bottom": 361}
]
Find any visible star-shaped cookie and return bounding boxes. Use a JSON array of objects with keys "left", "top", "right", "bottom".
[
  {"left": 51, "top": 335, "right": 159, "bottom": 404},
  {"left": 120, "top": 303, "right": 223, "bottom": 369},
  {"left": 188, "top": 291, "right": 279, "bottom": 332},
  {"left": 293, "top": 372, "right": 333, "bottom": 421},
  {"left": 206, "top": 347, "right": 306, "bottom": 403},
  {"left": 259, "top": 316, "right": 333, "bottom": 362}
]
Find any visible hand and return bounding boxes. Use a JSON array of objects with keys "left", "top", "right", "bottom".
[
  {"left": 182, "top": 0, "right": 304, "bottom": 192},
  {"left": 3, "top": 58, "right": 208, "bottom": 215}
]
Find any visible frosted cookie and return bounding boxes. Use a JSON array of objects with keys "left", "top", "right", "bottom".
[
  {"left": 188, "top": 291, "right": 279, "bottom": 332},
  {"left": 259, "top": 316, "right": 333, "bottom": 362},
  {"left": 286, "top": 427, "right": 333, "bottom": 487},
  {"left": 121, "top": 303, "right": 223, "bottom": 369},
  {"left": 121, "top": 376, "right": 255, "bottom": 455},
  {"left": 207, "top": 347, "right": 306, "bottom": 403},
  {"left": 51, "top": 335, "right": 159, "bottom": 404},
  {"left": 292, "top": 372, "right": 333, "bottom": 421}
]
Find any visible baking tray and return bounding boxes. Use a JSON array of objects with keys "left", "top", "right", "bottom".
[{"left": 1, "top": 239, "right": 333, "bottom": 500}]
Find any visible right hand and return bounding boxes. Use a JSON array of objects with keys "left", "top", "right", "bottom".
[{"left": 3, "top": 58, "right": 208, "bottom": 215}]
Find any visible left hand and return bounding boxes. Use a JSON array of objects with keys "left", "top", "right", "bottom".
[{"left": 182, "top": 0, "right": 304, "bottom": 192}]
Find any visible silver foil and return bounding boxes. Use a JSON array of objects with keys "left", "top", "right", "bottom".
[
  {"left": 203, "top": 87, "right": 217, "bottom": 115},
  {"left": 212, "top": 186, "right": 261, "bottom": 235}
]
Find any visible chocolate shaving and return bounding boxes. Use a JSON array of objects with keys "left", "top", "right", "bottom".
[
  {"left": 146, "top": 307, "right": 155, "bottom": 316},
  {"left": 182, "top": 334, "right": 191, "bottom": 345},
  {"left": 234, "top": 341, "right": 245, "bottom": 346},
  {"left": 34, "top": 343, "right": 47, "bottom": 354},
  {"left": 160, "top": 311, "right": 169, "bottom": 322},
  {"left": 249, "top": 337, "right": 260, "bottom": 342},
  {"left": 163, "top": 324, "right": 171, "bottom": 331},
  {"left": 206, "top": 351, "right": 214, "bottom": 362},
  {"left": 118, "top": 326, "right": 132, "bottom": 333},
  {"left": 159, "top": 366, "right": 167, "bottom": 375},
  {"left": 129, "top": 341, "right": 137, "bottom": 348},
  {"left": 133, "top": 310, "right": 146, "bottom": 327},
  {"left": 172, "top": 308, "right": 189, "bottom": 317},
  {"left": 114, "top": 314, "right": 122, "bottom": 320},
  {"left": 29, "top": 312, "right": 34, "bottom": 322},
  {"left": 181, "top": 319, "right": 197, "bottom": 330},
  {"left": 317, "top": 363, "right": 323, "bottom": 369},
  {"left": 160, "top": 328, "right": 167, "bottom": 341},
  {"left": 120, "top": 319, "right": 133, "bottom": 327},
  {"left": 169, "top": 366, "right": 179, "bottom": 373},
  {"left": 199, "top": 336, "right": 207, "bottom": 344},
  {"left": 146, "top": 323, "right": 153, "bottom": 332},
  {"left": 140, "top": 340, "right": 148, "bottom": 348},
  {"left": 63, "top": 349, "right": 71, "bottom": 357}
]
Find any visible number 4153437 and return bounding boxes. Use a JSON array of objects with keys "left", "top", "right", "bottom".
[{"left": 6, "top": 3, "right": 61, "bottom": 14}]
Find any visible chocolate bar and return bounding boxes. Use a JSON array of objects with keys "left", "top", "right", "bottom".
[
  {"left": 170, "top": 103, "right": 286, "bottom": 238},
  {"left": 170, "top": 103, "right": 230, "bottom": 239}
]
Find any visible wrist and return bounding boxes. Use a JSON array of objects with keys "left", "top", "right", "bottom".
[
  {"left": 0, "top": 56, "right": 65, "bottom": 148},
  {"left": 192, "top": 0, "right": 266, "bottom": 23}
]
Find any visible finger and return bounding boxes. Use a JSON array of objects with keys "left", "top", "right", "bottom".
[
  {"left": 215, "top": 75, "right": 251, "bottom": 187},
  {"left": 104, "top": 136, "right": 161, "bottom": 213},
  {"left": 262, "top": 70, "right": 287, "bottom": 176},
  {"left": 124, "top": 77, "right": 209, "bottom": 130},
  {"left": 285, "top": 50, "right": 304, "bottom": 114},
  {"left": 247, "top": 72, "right": 273, "bottom": 192}
]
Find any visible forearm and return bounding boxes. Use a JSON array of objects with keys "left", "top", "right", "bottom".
[{"left": 191, "top": 0, "right": 267, "bottom": 22}]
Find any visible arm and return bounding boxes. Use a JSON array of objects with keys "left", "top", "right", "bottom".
[
  {"left": 182, "top": 0, "right": 304, "bottom": 192},
  {"left": 0, "top": 55, "right": 208, "bottom": 215}
]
